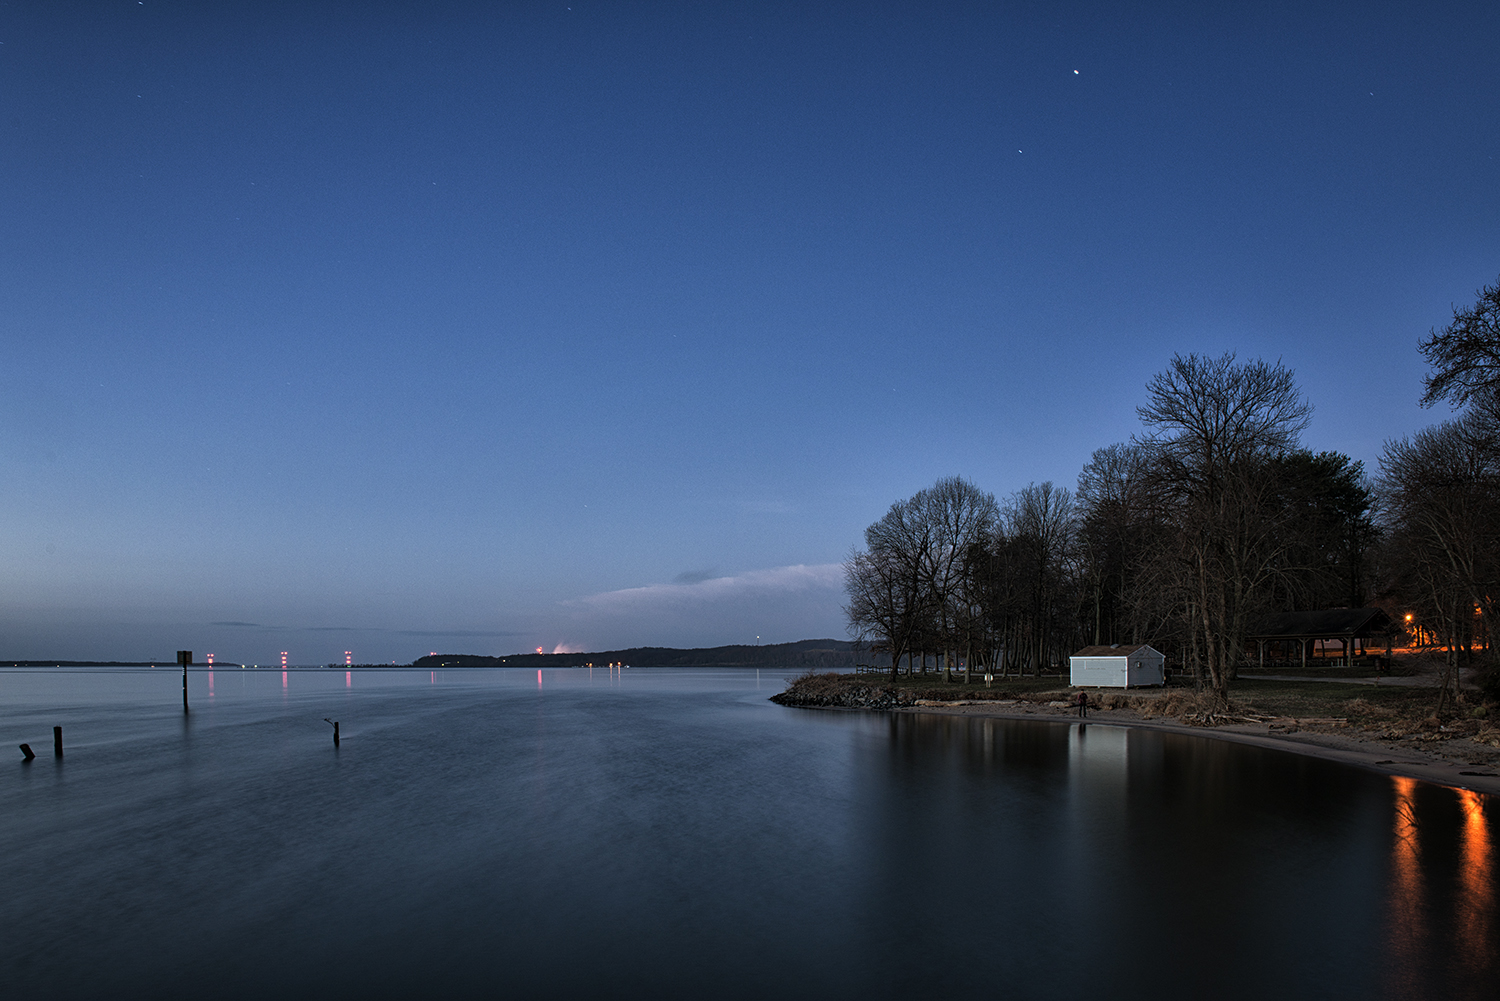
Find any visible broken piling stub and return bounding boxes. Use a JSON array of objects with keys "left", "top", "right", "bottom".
[{"left": 19, "top": 743, "right": 35, "bottom": 761}]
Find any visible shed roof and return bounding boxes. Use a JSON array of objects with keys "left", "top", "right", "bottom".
[
  {"left": 1246, "top": 608, "right": 1394, "bottom": 641},
  {"left": 1071, "top": 644, "right": 1153, "bottom": 658}
]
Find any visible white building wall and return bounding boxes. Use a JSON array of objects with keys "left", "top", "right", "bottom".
[
  {"left": 1070, "top": 656, "right": 1128, "bottom": 687},
  {"left": 1072, "top": 647, "right": 1166, "bottom": 688}
]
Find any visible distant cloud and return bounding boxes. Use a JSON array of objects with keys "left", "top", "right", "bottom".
[
  {"left": 672, "top": 568, "right": 718, "bottom": 584},
  {"left": 210, "top": 621, "right": 264, "bottom": 628},
  {"left": 548, "top": 564, "right": 847, "bottom": 649},
  {"left": 571, "top": 564, "right": 843, "bottom": 613}
]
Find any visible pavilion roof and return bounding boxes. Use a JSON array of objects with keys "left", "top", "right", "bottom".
[{"left": 1246, "top": 608, "right": 1394, "bottom": 641}]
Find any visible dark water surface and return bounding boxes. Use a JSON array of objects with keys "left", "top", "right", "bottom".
[{"left": 1, "top": 667, "right": 1494, "bottom": 1000}]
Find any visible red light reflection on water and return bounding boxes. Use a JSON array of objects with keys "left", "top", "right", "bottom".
[
  {"left": 282, "top": 670, "right": 287, "bottom": 689},
  {"left": 346, "top": 671, "right": 351, "bottom": 688},
  {"left": 537, "top": 669, "right": 542, "bottom": 689},
  {"left": 1387, "top": 777, "right": 1425, "bottom": 966},
  {"left": 208, "top": 672, "right": 214, "bottom": 697},
  {"left": 1457, "top": 789, "right": 1493, "bottom": 972}
]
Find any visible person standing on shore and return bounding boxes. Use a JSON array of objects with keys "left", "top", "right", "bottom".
[{"left": 1076, "top": 690, "right": 1089, "bottom": 718}]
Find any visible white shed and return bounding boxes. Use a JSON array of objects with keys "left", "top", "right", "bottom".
[{"left": 1069, "top": 644, "right": 1165, "bottom": 688}]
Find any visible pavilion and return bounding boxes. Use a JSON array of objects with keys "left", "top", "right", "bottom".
[{"left": 1245, "top": 608, "right": 1398, "bottom": 669}]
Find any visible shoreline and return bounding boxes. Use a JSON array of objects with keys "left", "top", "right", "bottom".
[{"left": 791, "top": 701, "right": 1500, "bottom": 797}]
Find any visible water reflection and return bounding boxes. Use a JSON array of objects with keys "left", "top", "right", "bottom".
[
  {"left": 1, "top": 672, "right": 1496, "bottom": 1000},
  {"left": 1388, "top": 777, "right": 1426, "bottom": 981},
  {"left": 1456, "top": 789, "right": 1492, "bottom": 977},
  {"left": 874, "top": 712, "right": 1497, "bottom": 1000}
]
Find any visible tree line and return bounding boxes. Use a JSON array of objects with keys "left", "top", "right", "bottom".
[{"left": 846, "top": 274, "right": 1500, "bottom": 704}]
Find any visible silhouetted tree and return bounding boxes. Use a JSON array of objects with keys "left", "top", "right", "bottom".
[
  {"left": 844, "top": 477, "right": 996, "bottom": 681},
  {"left": 1135, "top": 352, "right": 1313, "bottom": 702},
  {"left": 1381, "top": 418, "right": 1500, "bottom": 705},
  {"left": 1418, "top": 274, "right": 1500, "bottom": 412}
]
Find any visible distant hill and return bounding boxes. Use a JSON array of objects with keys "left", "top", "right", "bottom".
[{"left": 413, "top": 638, "right": 857, "bottom": 670}]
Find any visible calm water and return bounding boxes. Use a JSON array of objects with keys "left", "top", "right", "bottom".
[{"left": 1, "top": 667, "right": 1494, "bottom": 1000}]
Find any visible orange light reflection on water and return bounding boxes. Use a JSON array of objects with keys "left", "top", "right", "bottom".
[
  {"left": 1457, "top": 789, "right": 1493, "bottom": 974},
  {"left": 1387, "top": 776, "right": 1425, "bottom": 967}
]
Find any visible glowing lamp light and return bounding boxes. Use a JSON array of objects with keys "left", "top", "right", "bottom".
[
  {"left": 536, "top": 646, "right": 544, "bottom": 655},
  {"left": 345, "top": 651, "right": 352, "bottom": 666}
]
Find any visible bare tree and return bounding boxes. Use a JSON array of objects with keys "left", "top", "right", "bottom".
[
  {"left": 1000, "top": 482, "right": 1077, "bottom": 674},
  {"left": 1418, "top": 274, "right": 1500, "bottom": 411},
  {"left": 1076, "top": 443, "right": 1155, "bottom": 646},
  {"left": 1135, "top": 353, "right": 1313, "bottom": 702},
  {"left": 919, "top": 477, "right": 999, "bottom": 681},
  {"left": 1380, "top": 418, "right": 1500, "bottom": 706},
  {"left": 845, "top": 494, "right": 935, "bottom": 681},
  {"left": 844, "top": 478, "right": 996, "bottom": 682}
]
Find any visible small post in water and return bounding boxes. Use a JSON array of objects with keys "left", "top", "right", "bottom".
[
  {"left": 178, "top": 650, "right": 192, "bottom": 713},
  {"left": 53, "top": 726, "right": 63, "bottom": 758},
  {"left": 324, "top": 718, "right": 340, "bottom": 746},
  {"left": 19, "top": 743, "right": 35, "bottom": 761}
]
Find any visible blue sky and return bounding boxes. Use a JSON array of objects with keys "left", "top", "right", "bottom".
[{"left": 2, "top": 1, "right": 1496, "bottom": 663}]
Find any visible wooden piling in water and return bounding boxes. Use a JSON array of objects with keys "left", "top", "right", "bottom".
[
  {"left": 179, "top": 650, "right": 192, "bottom": 713},
  {"left": 333, "top": 721, "right": 340, "bottom": 746},
  {"left": 53, "top": 726, "right": 62, "bottom": 758},
  {"left": 19, "top": 743, "right": 35, "bottom": 761}
]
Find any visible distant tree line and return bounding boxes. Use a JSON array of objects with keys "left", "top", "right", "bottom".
[{"left": 846, "top": 274, "right": 1500, "bottom": 704}]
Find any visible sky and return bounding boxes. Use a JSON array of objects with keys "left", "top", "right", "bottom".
[{"left": 1, "top": 0, "right": 1497, "bottom": 664}]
